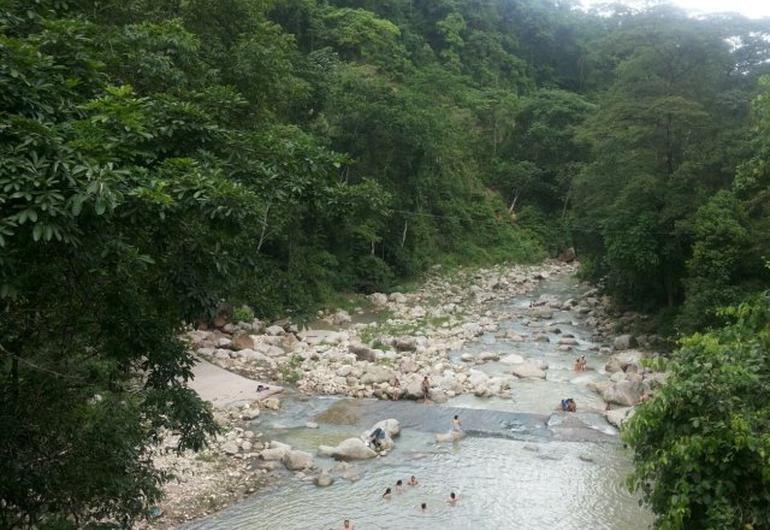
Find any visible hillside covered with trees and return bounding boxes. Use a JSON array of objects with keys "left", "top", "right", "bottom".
[{"left": 2, "top": 0, "right": 770, "bottom": 528}]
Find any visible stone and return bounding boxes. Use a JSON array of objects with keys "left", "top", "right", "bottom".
[
  {"left": 605, "top": 351, "right": 642, "bottom": 373},
  {"left": 266, "top": 325, "right": 285, "bottom": 336},
  {"left": 605, "top": 407, "right": 636, "bottom": 428},
  {"left": 613, "top": 334, "right": 636, "bottom": 351},
  {"left": 510, "top": 362, "right": 546, "bottom": 379},
  {"left": 361, "top": 365, "right": 394, "bottom": 385},
  {"left": 222, "top": 441, "right": 239, "bottom": 455},
  {"left": 283, "top": 449, "right": 314, "bottom": 471},
  {"left": 314, "top": 472, "right": 334, "bottom": 487},
  {"left": 241, "top": 408, "right": 260, "bottom": 420},
  {"left": 389, "top": 292, "right": 407, "bottom": 304},
  {"left": 262, "top": 397, "right": 281, "bottom": 410},
  {"left": 500, "top": 353, "right": 525, "bottom": 365},
  {"left": 558, "top": 337, "right": 579, "bottom": 346},
  {"left": 402, "top": 375, "right": 424, "bottom": 400},
  {"left": 319, "top": 438, "right": 377, "bottom": 461},
  {"left": 610, "top": 371, "right": 626, "bottom": 383},
  {"left": 559, "top": 247, "right": 577, "bottom": 263},
  {"left": 393, "top": 336, "right": 417, "bottom": 352},
  {"left": 399, "top": 358, "right": 419, "bottom": 374},
  {"left": 369, "top": 293, "right": 388, "bottom": 307},
  {"left": 331, "top": 310, "right": 352, "bottom": 326},
  {"left": 217, "top": 337, "right": 233, "bottom": 349},
  {"left": 479, "top": 351, "right": 500, "bottom": 362},
  {"left": 460, "top": 353, "right": 475, "bottom": 363},
  {"left": 349, "top": 342, "right": 377, "bottom": 362},
  {"left": 232, "top": 333, "right": 255, "bottom": 350},
  {"left": 367, "top": 418, "right": 400, "bottom": 438},
  {"left": 305, "top": 422, "right": 319, "bottom": 429},
  {"left": 260, "top": 447, "right": 288, "bottom": 461},
  {"left": 530, "top": 307, "right": 554, "bottom": 320},
  {"left": 533, "top": 334, "right": 550, "bottom": 343},
  {"left": 602, "top": 381, "right": 643, "bottom": 407}
]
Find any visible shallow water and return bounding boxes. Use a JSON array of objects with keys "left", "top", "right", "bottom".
[{"left": 186, "top": 274, "right": 652, "bottom": 530}]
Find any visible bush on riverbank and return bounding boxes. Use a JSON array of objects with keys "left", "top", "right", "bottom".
[{"left": 624, "top": 292, "right": 770, "bottom": 529}]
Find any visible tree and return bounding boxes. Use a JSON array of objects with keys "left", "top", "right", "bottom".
[{"left": 625, "top": 293, "right": 770, "bottom": 529}]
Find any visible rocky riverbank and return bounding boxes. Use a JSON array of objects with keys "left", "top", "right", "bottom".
[{"left": 146, "top": 259, "right": 667, "bottom": 527}]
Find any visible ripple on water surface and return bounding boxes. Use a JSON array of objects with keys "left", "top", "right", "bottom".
[{"left": 185, "top": 434, "right": 650, "bottom": 530}]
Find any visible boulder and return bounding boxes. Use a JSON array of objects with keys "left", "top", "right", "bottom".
[
  {"left": 479, "top": 351, "right": 500, "bottom": 362},
  {"left": 602, "top": 381, "right": 643, "bottom": 407},
  {"left": 530, "top": 307, "right": 554, "bottom": 320},
  {"left": 262, "top": 397, "right": 281, "bottom": 410},
  {"left": 221, "top": 441, "right": 240, "bottom": 455},
  {"left": 314, "top": 472, "right": 334, "bottom": 487},
  {"left": 500, "top": 353, "right": 525, "bottom": 365},
  {"left": 510, "top": 362, "right": 546, "bottom": 379},
  {"left": 613, "top": 334, "right": 636, "bottom": 351},
  {"left": 605, "top": 407, "right": 636, "bottom": 428},
  {"left": 402, "top": 375, "right": 425, "bottom": 400},
  {"left": 460, "top": 353, "right": 475, "bottom": 363},
  {"left": 605, "top": 351, "right": 643, "bottom": 373},
  {"left": 319, "top": 438, "right": 377, "bottom": 461},
  {"left": 369, "top": 293, "right": 388, "bottom": 307},
  {"left": 393, "top": 336, "right": 417, "bottom": 352},
  {"left": 266, "top": 325, "right": 285, "bottom": 336},
  {"left": 282, "top": 449, "right": 314, "bottom": 471},
  {"left": 361, "top": 365, "right": 394, "bottom": 385},
  {"left": 399, "top": 358, "right": 419, "bottom": 374},
  {"left": 389, "top": 292, "right": 407, "bottom": 304},
  {"left": 260, "top": 447, "right": 289, "bottom": 461},
  {"left": 331, "top": 310, "right": 352, "bottom": 326},
  {"left": 559, "top": 247, "right": 577, "bottom": 263},
  {"left": 558, "top": 337, "right": 579, "bottom": 346},
  {"left": 366, "top": 418, "right": 401, "bottom": 438},
  {"left": 349, "top": 342, "right": 377, "bottom": 362},
  {"left": 232, "top": 333, "right": 255, "bottom": 350}
]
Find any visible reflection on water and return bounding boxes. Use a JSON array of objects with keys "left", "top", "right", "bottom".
[{"left": 185, "top": 274, "right": 652, "bottom": 529}]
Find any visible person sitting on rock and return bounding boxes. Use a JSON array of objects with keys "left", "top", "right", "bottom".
[
  {"left": 383, "top": 487, "right": 392, "bottom": 500},
  {"left": 421, "top": 376, "right": 431, "bottom": 402},
  {"left": 567, "top": 398, "right": 577, "bottom": 412},
  {"left": 368, "top": 427, "right": 386, "bottom": 450}
]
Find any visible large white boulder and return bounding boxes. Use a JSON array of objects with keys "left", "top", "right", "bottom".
[
  {"left": 510, "top": 362, "right": 546, "bottom": 379},
  {"left": 318, "top": 438, "right": 377, "bottom": 461},
  {"left": 500, "top": 353, "right": 525, "bottom": 365},
  {"left": 282, "top": 449, "right": 314, "bottom": 471},
  {"left": 361, "top": 365, "right": 394, "bottom": 385},
  {"left": 602, "top": 381, "right": 643, "bottom": 406}
]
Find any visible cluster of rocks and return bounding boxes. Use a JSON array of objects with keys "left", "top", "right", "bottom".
[{"left": 185, "top": 261, "right": 579, "bottom": 404}]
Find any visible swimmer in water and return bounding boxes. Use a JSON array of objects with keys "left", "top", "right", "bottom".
[
  {"left": 383, "top": 487, "right": 392, "bottom": 500},
  {"left": 451, "top": 414, "right": 462, "bottom": 432},
  {"left": 448, "top": 492, "right": 458, "bottom": 505},
  {"left": 420, "top": 502, "right": 427, "bottom": 512},
  {"left": 342, "top": 520, "right": 354, "bottom": 530},
  {"left": 396, "top": 479, "right": 404, "bottom": 493},
  {"left": 409, "top": 475, "right": 418, "bottom": 486}
]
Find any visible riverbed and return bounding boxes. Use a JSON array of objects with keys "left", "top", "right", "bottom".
[{"left": 184, "top": 274, "right": 652, "bottom": 529}]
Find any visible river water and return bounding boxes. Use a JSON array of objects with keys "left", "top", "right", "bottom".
[{"left": 185, "top": 275, "right": 652, "bottom": 530}]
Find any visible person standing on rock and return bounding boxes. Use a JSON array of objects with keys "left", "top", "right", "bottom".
[
  {"left": 421, "top": 375, "right": 431, "bottom": 402},
  {"left": 451, "top": 414, "right": 463, "bottom": 432},
  {"left": 391, "top": 377, "right": 401, "bottom": 401}
]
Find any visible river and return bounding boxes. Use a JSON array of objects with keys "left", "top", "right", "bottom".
[{"left": 184, "top": 274, "right": 652, "bottom": 529}]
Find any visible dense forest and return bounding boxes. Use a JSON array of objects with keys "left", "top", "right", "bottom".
[{"left": 2, "top": 0, "right": 770, "bottom": 528}]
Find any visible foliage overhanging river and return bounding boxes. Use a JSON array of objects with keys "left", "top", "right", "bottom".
[{"left": 185, "top": 275, "right": 652, "bottom": 529}]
